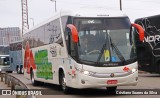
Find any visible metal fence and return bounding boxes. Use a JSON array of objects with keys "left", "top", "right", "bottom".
[{"left": 0, "top": 73, "right": 36, "bottom": 98}]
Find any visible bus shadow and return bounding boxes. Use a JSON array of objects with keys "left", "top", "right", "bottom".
[
  {"left": 67, "top": 88, "right": 121, "bottom": 97},
  {"left": 139, "top": 73, "right": 160, "bottom": 77}
]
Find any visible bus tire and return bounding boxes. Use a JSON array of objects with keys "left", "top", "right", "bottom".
[
  {"left": 30, "top": 69, "right": 39, "bottom": 86},
  {"left": 106, "top": 86, "right": 117, "bottom": 94},
  {"left": 20, "top": 65, "right": 23, "bottom": 74},
  {"left": 60, "top": 72, "right": 70, "bottom": 94},
  {"left": 16, "top": 65, "right": 19, "bottom": 74}
]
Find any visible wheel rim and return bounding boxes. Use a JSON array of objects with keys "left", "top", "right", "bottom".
[
  {"left": 21, "top": 68, "right": 24, "bottom": 73},
  {"left": 17, "top": 68, "right": 20, "bottom": 73},
  {"left": 18, "top": 68, "right": 20, "bottom": 73},
  {"left": 62, "top": 75, "right": 66, "bottom": 91},
  {"left": 31, "top": 72, "right": 35, "bottom": 84}
]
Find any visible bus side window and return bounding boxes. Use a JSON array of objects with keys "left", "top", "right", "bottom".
[
  {"left": 70, "top": 37, "right": 76, "bottom": 57},
  {"left": 67, "top": 28, "right": 76, "bottom": 58},
  {"left": 11, "top": 58, "right": 13, "bottom": 63},
  {"left": 66, "top": 28, "right": 71, "bottom": 55}
]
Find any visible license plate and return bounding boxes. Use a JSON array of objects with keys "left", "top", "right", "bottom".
[{"left": 107, "top": 80, "right": 118, "bottom": 84}]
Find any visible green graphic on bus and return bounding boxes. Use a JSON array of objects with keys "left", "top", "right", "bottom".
[{"left": 35, "top": 50, "right": 53, "bottom": 80}]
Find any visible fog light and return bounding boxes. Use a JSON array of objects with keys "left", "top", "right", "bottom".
[
  {"left": 136, "top": 77, "right": 138, "bottom": 81},
  {"left": 81, "top": 80, "right": 85, "bottom": 84}
]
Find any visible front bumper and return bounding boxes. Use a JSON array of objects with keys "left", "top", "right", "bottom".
[
  {"left": 72, "top": 71, "right": 138, "bottom": 89},
  {"left": 0, "top": 66, "right": 12, "bottom": 73}
]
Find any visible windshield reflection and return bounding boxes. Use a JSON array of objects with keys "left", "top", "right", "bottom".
[{"left": 74, "top": 18, "right": 136, "bottom": 63}]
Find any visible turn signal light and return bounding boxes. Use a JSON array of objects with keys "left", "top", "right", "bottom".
[{"left": 123, "top": 66, "right": 130, "bottom": 72}]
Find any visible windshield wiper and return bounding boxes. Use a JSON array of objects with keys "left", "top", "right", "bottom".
[
  {"left": 96, "top": 37, "right": 125, "bottom": 64},
  {"left": 110, "top": 37, "right": 125, "bottom": 63},
  {"left": 96, "top": 32, "right": 125, "bottom": 64},
  {"left": 96, "top": 41, "right": 107, "bottom": 63}
]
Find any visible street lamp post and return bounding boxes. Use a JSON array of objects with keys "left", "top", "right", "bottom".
[
  {"left": 120, "top": 0, "right": 122, "bottom": 11},
  {"left": 50, "top": 0, "right": 57, "bottom": 12}
]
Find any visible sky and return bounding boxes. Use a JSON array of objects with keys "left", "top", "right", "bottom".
[{"left": 0, "top": 0, "right": 160, "bottom": 29}]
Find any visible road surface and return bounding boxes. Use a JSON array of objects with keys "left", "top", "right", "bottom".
[{"left": 5, "top": 72, "right": 160, "bottom": 98}]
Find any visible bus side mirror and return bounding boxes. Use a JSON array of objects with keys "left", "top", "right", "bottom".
[
  {"left": 132, "top": 23, "right": 145, "bottom": 41},
  {"left": 67, "top": 24, "right": 79, "bottom": 43}
]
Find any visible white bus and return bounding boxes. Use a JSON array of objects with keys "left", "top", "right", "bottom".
[{"left": 23, "top": 9, "right": 144, "bottom": 93}]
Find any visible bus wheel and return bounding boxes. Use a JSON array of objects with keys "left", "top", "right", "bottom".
[
  {"left": 16, "top": 66, "right": 19, "bottom": 74},
  {"left": 30, "top": 70, "right": 38, "bottom": 86},
  {"left": 106, "top": 86, "right": 117, "bottom": 94},
  {"left": 60, "top": 72, "right": 70, "bottom": 94},
  {"left": 20, "top": 65, "right": 23, "bottom": 74}
]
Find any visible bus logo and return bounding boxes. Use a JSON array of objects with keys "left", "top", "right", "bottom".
[
  {"left": 88, "top": 20, "right": 94, "bottom": 24},
  {"left": 143, "top": 35, "right": 160, "bottom": 43},
  {"left": 110, "top": 73, "right": 115, "bottom": 77},
  {"left": 50, "top": 46, "right": 57, "bottom": 57}
]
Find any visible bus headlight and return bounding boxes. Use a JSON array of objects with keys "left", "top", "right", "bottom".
[
  {"left": 83, "top": 71, "right": 89, "bottom": 75},
  {"left": 82, "top": 70, "right": 95, "bottom": 76},
  {"left": 76, "top": 67, "right": 96, "bottom": 76},
  {"left": 132, "top": 68, "right": 137, "bottom": 73}
]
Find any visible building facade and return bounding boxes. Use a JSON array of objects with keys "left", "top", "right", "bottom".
[
  {"left": 0, "top": 27, "right": 21, "bottom": 65},
  {"left": 0, "top": 27, "right": 22, "bottom": 45}
]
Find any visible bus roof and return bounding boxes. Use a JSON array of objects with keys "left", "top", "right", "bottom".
[
  {"left": 60, "top": 9, "right": 127, "bottom": 17},
  {"left": 24, "top": 9, "right": 128, "bottom": 34},
  {"left": 0, "top": 55, "right": 9, "bottom": 57},
  {"left": 135, "top": 14, "right": 160, "bottom": 22}
]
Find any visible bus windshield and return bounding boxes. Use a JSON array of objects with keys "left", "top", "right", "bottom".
[{"left": 74, "top": 17, "right": 136, "bottom": 63}]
